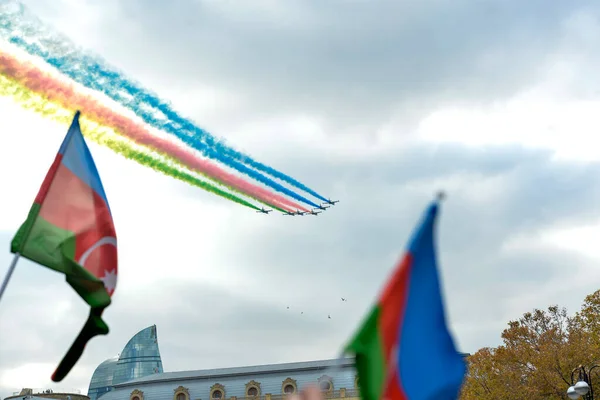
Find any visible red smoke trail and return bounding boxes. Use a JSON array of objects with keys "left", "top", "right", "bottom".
[{"left": 0, "top": 51, "right": 309, "bottom": 212}]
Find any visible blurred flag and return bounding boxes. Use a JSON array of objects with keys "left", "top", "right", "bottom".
[{"left": 345, "top": 197, "right": 465, "bottom": 400}]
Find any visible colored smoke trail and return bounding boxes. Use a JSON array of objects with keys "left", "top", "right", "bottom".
[
  {"left": 0, "top": 1, "right": 328, "bottom": 205},
  {"left": 0, "top": 50, "right": 306, "bottom": 212},
  {"left": 0, "top": 75, "right": 285, "bottom": 213}
]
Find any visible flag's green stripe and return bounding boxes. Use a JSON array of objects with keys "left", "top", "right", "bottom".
[
  {"left": 10, "top": 202, "right": 41, "bottom": 256},
  {"left": 87, "top": 125, "right": 287, "bottom": 213},
  {"left": 105, "top": 139, "right": 264, "bottom": 211},
  {"left": 345, "top": 306, "right": 386, "bottom": 400},
  {"left": 0, "top": 74, "right": 285, "bottom": 213},
  {"left": 12, "top": 203, "right": 76, "bottom": 270},
  {"left": 86, "top": 133, "right": 287, "bottom": 212},
  {"left": 11, "top": 204, "right": 111, "bottom": 308}
]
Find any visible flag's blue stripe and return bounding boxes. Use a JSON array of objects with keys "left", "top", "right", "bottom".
[
  {"left": 59, "top": 113, "right": 111, "bottom": 214},
  {"left": 397, "top": 202, "right": 466, "bottom": 399}
]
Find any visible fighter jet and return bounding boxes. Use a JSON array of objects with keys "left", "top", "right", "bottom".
[
  {"left": 283, "top": 211, "right": 296, "bottom": 216},
  {"left": 295, "top": 210, "right": 307, "bottom": 216},
  {"left": 308, "top": 210, "right": 321, "bottom": 216},
  {"left": 256, "top": 207, "right": 272, "bottom": 214},
  {"left": 315, "top": 204, "right": 330, "bottom": 211},
  {"left": 324, "top": 199, "right": 339, "bottom": 205}
]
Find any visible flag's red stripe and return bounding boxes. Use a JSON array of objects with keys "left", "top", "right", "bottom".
[
  {"left": 378, "top": 253, "right": 413, "bottom": 400},
  {"left": 378, "top": 254, "right": 413, "bottom": 360},
  {"left": 74, "top": 221, "right": 117, "bottom": 287},
  {"left": 36, "top": 154, "right": 118, "bottom": 294},
  {"left": 38, "top": 163, "right": 110, "bottom": 235},
  {"left": 34, "top": 154, "right": 63, "bottom": 204},
  {"left": 385, "top": 373, "right": 405, "bottom": 400},
  {"left": 37, "top": 161, "right": 117, "bottom": 285}
]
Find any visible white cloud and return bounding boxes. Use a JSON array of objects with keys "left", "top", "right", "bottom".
[
  {"left": 498, "top": 219, "right": 600, "bottom": 318},
  {"left": 417, "top": 90, "right": 600, "bottom": 162},
  {"left": 542, "top": 222, "right": 600, "bottom": 260},
  {"left": 1, "top": 363, "right": 60, "bottom": 390},
  {"left": 416, "top": 8, "right": 600, "bottom": 162}
]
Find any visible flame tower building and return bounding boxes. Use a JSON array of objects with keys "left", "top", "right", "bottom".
[{"left": 87, "top": 325, "right": 164, "bottom": 400}]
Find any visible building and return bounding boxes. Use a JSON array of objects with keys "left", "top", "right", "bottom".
[
  {"left": 4, "top": 388, "right": 88, "bottom": 400},
  {"left": 89, "top": 325, "right": 469, "bottom": 400},
  {"left": 88, "top": 326, "right": 164, "bottom": 400},
  {"left": 96, "top": 358, "right": 359, "bottom": 400}
]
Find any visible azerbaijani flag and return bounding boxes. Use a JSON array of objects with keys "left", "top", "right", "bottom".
[
  {"left": 345, "top": 198, "right": 465, "bottom": 400},
  {"left": 10, "top": 111, "right": 118, "bottom": 382}
]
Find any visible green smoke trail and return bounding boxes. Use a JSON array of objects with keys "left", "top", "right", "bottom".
[
  {"left": 100, "top": 138, "right": 265, "bottom": 211},
  {"left": 108, "top": 139, "right": 290, "bottom": 213},
  {"left": 0, "top": 74, "right": 283, "bottom": 212},
  {"left": 86, "top": 134, "right": 286, "bottom": 213}
]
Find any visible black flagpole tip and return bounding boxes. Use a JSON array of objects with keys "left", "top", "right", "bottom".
[{"left": 436, "top": 190, "right": 446, "bottom": 201}]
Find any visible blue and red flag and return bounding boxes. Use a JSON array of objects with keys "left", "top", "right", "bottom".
[
  {"left": 345, "top": 197, "right": 466, "bottom": 400},
  {"left": 11, "top": 110, "right": 118, "bottom": 382}
]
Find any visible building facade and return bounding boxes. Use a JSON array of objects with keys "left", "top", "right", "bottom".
[
  {"left": 96, "top": 358, "right": 360, "bottom": 400},
  {"left": 88, "top": 325, "right": 469, "bottom": 400},
  {"left": 88, "top": 326, "right": 164, "bottom": 400}
]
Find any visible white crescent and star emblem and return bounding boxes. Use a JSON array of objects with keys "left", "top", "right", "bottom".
[{"left": 78, "top": 236, "right": 118, "bottom": 295}]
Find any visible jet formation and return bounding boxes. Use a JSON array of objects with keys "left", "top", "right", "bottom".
[{"left": 274, "top": 199, "right": 340, "bottom": 217}]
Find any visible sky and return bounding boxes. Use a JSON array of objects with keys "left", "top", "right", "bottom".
[{"left": 2, "top": 0, "right": 600, "bottom": 397}]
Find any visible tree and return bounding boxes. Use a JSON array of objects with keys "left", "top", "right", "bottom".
[
  {"left": 460, "top": 290, "right": 600, "bottom": 400},
  {"left": 575, "top": 290, "right": 600, "bottom": 353}
]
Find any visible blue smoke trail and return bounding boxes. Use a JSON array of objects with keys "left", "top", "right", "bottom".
[{"left": 0, "top": 0, "right": 329, "bottom": 205}]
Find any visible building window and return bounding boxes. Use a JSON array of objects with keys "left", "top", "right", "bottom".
[
  {"left": 317, "top": 375, "right": 333, "bottom": 393},
  {"left": 245, "top": 380, "right": 261, "bottom": 397},
  {"left": 130, "top": 389, "right": 144, "bottom": 400},
  {"left": 281, "top": 378, "right": 298, "bottom": 395},
  {"left": 284, "top": 385, "right": 295, "bottom": 394},
  {"left": 173, "top": 386, "right": 190, "bottom": 400},
  {"left": 210, "top": 383, "right": 225, "bottom": 400}
]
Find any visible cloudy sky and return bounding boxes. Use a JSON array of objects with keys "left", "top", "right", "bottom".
[{"left": 2, "top": 0, "right": 600, "bottom": 397}]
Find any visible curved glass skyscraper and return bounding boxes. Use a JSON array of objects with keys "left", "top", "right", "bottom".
[
  {"left": 87, "top": 356, "right": 118, "bottom": 400},
  {"left": 112, "top": 324, "right": 164, "bottom": 385},
  {"left": 88, "top": 325, "right": 164, "bottom": 400}
]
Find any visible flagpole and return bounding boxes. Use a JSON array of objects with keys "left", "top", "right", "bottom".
[{"left": 0, "top": 253, "right": 20, "bottom": 302}]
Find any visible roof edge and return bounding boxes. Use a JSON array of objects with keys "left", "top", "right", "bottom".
[
  {"left": 113, "top": 353, "right": 470, "bottom": 388},
  {"left": 113, "top": 358, "right": 356, "bottom": 387}
]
